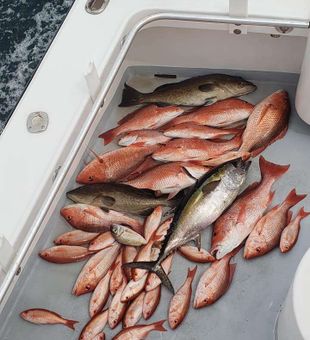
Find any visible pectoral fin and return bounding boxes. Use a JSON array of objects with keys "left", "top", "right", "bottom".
[
  {"left": 193, "top": 233, "right": 202, "bottom": 251},
  {"left": 100, "top": 195, "right": 116, "bottom": 207}
]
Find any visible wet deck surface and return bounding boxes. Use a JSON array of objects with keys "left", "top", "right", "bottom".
[{"left": 0, "top": 68, "right": 309, "bottom": 340}]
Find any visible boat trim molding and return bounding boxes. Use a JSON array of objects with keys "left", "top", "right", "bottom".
[{"left": 0, "top": 10, "right": 309, "bottom": 307}]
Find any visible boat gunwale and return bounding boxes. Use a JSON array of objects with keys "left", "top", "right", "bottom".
[{"left": 0, "top": 9, "right": 309, "bottom": 309}]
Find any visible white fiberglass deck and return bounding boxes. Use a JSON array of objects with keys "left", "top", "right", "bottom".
[{"left": 0, "top": 68, "right": 309, "bottom": 340}]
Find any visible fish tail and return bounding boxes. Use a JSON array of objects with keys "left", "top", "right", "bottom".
[
  {"left": 298, "top": 207, "right": 310, "bottom": 220},
  {"left": 188, "top": 265, "right": 197, "bottom": 280},
  {"left": 65, "top": 319, "right": 79, "bottom": 330},
  {"left": 287, "top": 210, "right": 293, "bottom": 224},
  {"left": 98, "top": 126, "right": 120, "bottom": 145},
  {"left": 152, "top": 319, "right": 167, "bottom": 332},
  {"left": 284, "top": 189, "right": 307, "bottom": 208},
  {"left": 259, "top": 156, "right": 290, "bottom": 182},
  {"left": 123, "top": 261, "right": 175, "bottom": 294},
  {"left": 119, "top": 83, "right": 145, "bottom": 107}
]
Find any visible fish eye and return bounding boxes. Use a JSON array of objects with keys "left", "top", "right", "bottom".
[
  {"left": 88, "top": 176, "right": 94, "bottom": 182},
  {"left": 66, "top": 215, "right": 72, "bottom": 221}
]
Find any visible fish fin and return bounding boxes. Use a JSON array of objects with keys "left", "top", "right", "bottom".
[
  {"left": 202, "top": 180, "right": 221, "bottom": 195},
  {"left": 259, "top": 156, "right": 290, "bottom": 182},
  {"left": 298, "top": 207, "right": 310, "bottom": 220},
  {"left": 119, "top": 83, "right": 145, "bottom": 107},
  {"left": 250, "top": 145, "right": 268, "bottom": 157},
  {"left": 228, "top": 263, "right": 237, "bottom": 285},
  {"left": 181, "top": 164, "right": 209, "bottom": 180},
  {"left": 193, "top": 234, "right": 202, "bottom": 251},
  {"left": 65, "top": 319, "right": 79, "bottom": 330},
  {"left": 251, "top": 125, "right": 289, "bottom": 157},
  {"left": 198, "top": 84, "right": 216, "bottom": 92},
  {"left": 257, "top": 103, "right": 273, "bottom": 124},
  {"left": 239, "top": 181, "right": 260, "bottom": 198},
  {"left": 188, "top": 266, "right": 198, "bottom": 280},
  {"left": 152, "top": 319, "right": 167, "bottom": 332},
  {"left": 117, "top": 107, "right": 140, "bottom": 125},
  {"left": 287, "top": 210, "right": 293, "bottom": 224},
  {"left": 268, "top": 190, "right": 275, "bottom": 205},
  {"left": 199, "top": 151, "right": 250, "bottom": 167},
  {"left": 204, "top": 97, "right": 217, "bottom": 105},
  {"left": 100, "top": 195, "right": 116, "bottom": 207},
  {"left": 156, "top": 102, "right": 174, "bottom": 107},
  {"left": 167, "top": 191, "right": 180, "bottom": 200},
  {"left": 98, "top": 127, "right": 119, "bottom": 145},
  {"left": 88, "top": 148, "right": 104, "bottom": 163},
  {"left": 236, "top": 204, "right": 247, "bottom": 224},
  {"left": 123, "top": 261, "right": 175, "bottom": 294},
  {"left": 153, "top": 82, "right": 177, "bottom": 91},
  {"left": 284, "top": 189, "right": 307, "bottom": 209}
]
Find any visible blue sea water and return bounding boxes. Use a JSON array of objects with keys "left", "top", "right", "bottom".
[{"left": 0, "top": 0, "right": 74, "bottom": 134}]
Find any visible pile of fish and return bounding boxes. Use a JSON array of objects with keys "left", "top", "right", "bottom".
[{"left": 19, "top": 74, "right": 309, "bottom": 340}]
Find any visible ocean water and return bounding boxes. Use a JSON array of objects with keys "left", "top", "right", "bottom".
[{"left": 0, "top": 0, "right": 74, "bottom": 134}]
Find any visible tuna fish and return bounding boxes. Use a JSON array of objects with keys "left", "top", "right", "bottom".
[{"left": 124, "top": 160, "right": 249, "bottom": 293}]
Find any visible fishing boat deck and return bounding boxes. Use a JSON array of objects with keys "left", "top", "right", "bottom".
[{"left": 1, "top": 67, "right": 310, "bottom": 340}]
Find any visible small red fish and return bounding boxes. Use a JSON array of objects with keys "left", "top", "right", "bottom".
[
  {"left": 194, "top": 250, "right": 238, "bottom": 308},
  {"left": 178, "top": 245, "right": 215, "bottom": 263},
  {"left": 152, "top": 134, "right": 241, "bottom": 162},
  {"left": 121, "top": 274, "right": 148, "bottom": 303},
  {"left": 76, "top": 145, "right": 159, "bottom": 184},
  {"left": 108, "top": 279, "right": 128, "bottom": 329},
  {"left": 73, "top": 242, "right": 120, "bottom": 296},
  {"left": 60, "top": 204, "right": 142, "bottom": 234},
  {"left": 89, "top": 266, "right": 113, "bottom": 317},
  {"left": 123, "top": 291, "right": 145, "bottom": 328},
  {"left": 99, "top": 105, "right": 184, "bottom": 144},
  {"left": 110, "top": 251, "right": 125, "bottom": 295},
  {"left": 169, "top": 266, "right": 197, "bottom": 329},
  {"left": 93, "top": 333, "right": 105, "bottom": 340},
  {"left": 20, "top": 308, "right": 78, "bottom": 330},
  {"left": 118, "top": 130, "right": 171, "bottom": 146},
  {"left": 79, "top": 310, "right": 108, "bottom": 340},
  {"left": 240, "top": 90, "right": 290, "bottom": 156},
  {"left": 122, "top": 246, "right": 138, "bottom": 280},
  {"left": 39, "top": 246, "right": 93, "bottom": 264},
  {"left": 125, "top": 162, "right": 209, "bottom": 199},
  {"left": 211, "top": 156, "right": 289, "bottom": 259},
  {"left": 143, "top": 285, "right": 161, "bottom": 320},
  {"left": 54, "top": 230, "right": 99, "bottom": 246},
  {"left": 144, "top": 206, "right": 163, "bottom": 243},
  {"left": 88, "top": 232, "right": 115, "bottom": 251},
  {"left": 244, "top": 189, "right": 306, "bottom": 259},
  {"left": 112, "top": 319, "right": 166, "bottom": 340},
  {"left": 120, "top": 156, "right": 160, "bottom": 182},
  {"left": 163, "top": 98, "right": 253, "bottom": 128},
  {"left": 280, "top": 207, "right": 310, "bottom": 253},
  {"left": 164, "top": 122, "right": 241, "bottom": 140}
]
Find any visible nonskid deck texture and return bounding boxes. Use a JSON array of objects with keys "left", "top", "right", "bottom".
[{"left": 1, "top": 67, "right": 309, "bottom": 340}]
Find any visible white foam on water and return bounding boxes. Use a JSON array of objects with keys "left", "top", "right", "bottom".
[{"left": 0, "top": 0, "right": 73, "bottom": 134}]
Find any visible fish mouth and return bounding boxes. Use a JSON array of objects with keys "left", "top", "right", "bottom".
[{"left": 240, "top": 82, "right": 257, "bottom": 95}]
